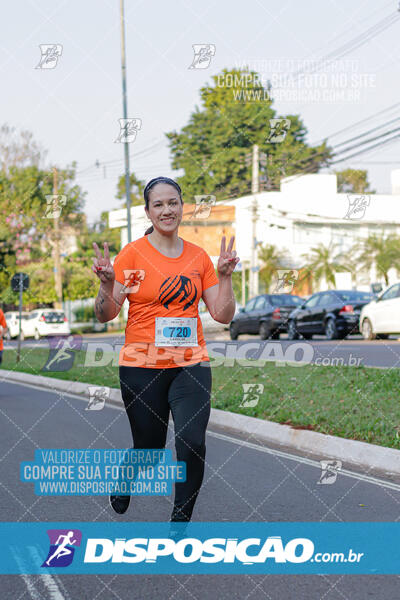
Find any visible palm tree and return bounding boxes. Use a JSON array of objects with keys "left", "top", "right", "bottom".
[
  {"left": 302, "top": 243, "right": 348, "bottom": 289},
  {"left": 257, "top": 243, "right": 288, "bottom": 292},
  {"left": 355, "top": 234, "right": 400, "bottom": 286}
]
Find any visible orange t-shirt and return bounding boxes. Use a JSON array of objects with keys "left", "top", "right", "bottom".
[
  {"left": 113, "top": 235, "right": 219, "bottom": 368},
  {"left": 0, "top": 309, "right": 6, "bottom": 351}
]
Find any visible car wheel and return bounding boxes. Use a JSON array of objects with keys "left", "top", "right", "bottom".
[
  {"left": 229, "top": 322, "right": 239, "bottom": 340},
  {"left": 34, "top": 329, "right": 40, "bottom": 340},
  {"left": 325, "top": 318, "right": 338, "bottom": 340},
  {"left": 361, "top": 318, "right": 376, "bottom": 340},
  {"left": 287, "top": 320, "right": 299, "bottom": 340},
  {"left": 259, "top": 322, "right": 275, "bottom": 340}
]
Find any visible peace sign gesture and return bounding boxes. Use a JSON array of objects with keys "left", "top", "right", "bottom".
[
  {"left": 92, "top": 242, "right": 115, "bottom": 285},
  {"left": 217, "top": 235, "right": 240, "bottom": 277}
]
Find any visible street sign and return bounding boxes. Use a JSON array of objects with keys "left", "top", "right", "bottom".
[
  {"left": 11, "top": 273, "right": 29, "bottom": 292},
  {"left": 10, "top": 273, "right": 29, "bottom": 363}
]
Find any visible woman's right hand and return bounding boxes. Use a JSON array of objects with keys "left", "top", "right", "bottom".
[{"left": 92, "top": 242, "right": 115, "bottom": 285}]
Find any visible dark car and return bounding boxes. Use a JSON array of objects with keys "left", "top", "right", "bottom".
[
  {"left": 229, "top": 294, "right": 304, "bottom": 340},
  {"left": 287, "top": 290, "right": 374, "bottom": 341}
]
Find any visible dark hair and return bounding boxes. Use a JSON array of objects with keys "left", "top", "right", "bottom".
[{"left": 143, "top": 177, "right": 182, "bottom": 235}]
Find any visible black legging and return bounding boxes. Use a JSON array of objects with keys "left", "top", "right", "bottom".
[{"left": 119, "top": 362, "right": 212, "bottom": 521}]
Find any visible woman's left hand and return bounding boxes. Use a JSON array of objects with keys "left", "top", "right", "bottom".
[{"left": 217, "top": 235, "right": 240, "bottom": 277}]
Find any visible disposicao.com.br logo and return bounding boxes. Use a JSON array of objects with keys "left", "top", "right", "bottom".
[
  {"left": 83, "top": 535, "right": 362, "bottom": 565},
  {"left": 3, "top": 522, "right": 387, "bottom": 575}
]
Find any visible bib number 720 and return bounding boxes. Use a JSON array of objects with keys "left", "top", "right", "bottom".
[{"left": 163, "top": 326, "right": 191, "bottom": 338}]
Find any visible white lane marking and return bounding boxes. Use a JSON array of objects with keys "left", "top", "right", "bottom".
[
  {"left": 5, "top": 380, "right": 400, "bottom": 492},
  {"left": 208, "top": 429, "right": 400, "bottom": 492},
  {"left": 2, "top": 380, "right": 123, "bottom": 409},
  {"left": 29, "top": 546, "right": 69, "bottom": 600},
  {"left": 10, "top": 546, "right": 43, "bottom": 600}
]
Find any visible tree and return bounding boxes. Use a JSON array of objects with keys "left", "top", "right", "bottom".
[
  {"left": 334, "top": 252, "right": 359, "bottom": 288},
  {"left": 60, "top": 210, "right": 123, "bottom": 302},
  {"left": 166, "top": 67, "right": 332, "bottom": 201},
  {"left": 74, "top": 211, "right": 121, "bottom": 259},
  {"left": 116, "top": 172, "right": 146, "bottom": 207},
  {"left": 335, "top": 168, "right": 375, "bottom": 194},
  {"left": 354, "top": 234, "right": 400, "bottom": 286},
  {"left": 0, "top": 163, "right": 86, "bottom": 303},
  {"left": 302, "top": 244, "right": 348, "bottom": 289},
  {"left": 258, "top": 243, "right": 288, "bottom": 292},
  {"left": 22, "top": 258, "right": 57, "bottom": 305},
  {"left": 0, "top": 124, "right": 47, "bottom": 173},
  {"left": 63, "top": 261, "right": 97, "bottom": 301}
]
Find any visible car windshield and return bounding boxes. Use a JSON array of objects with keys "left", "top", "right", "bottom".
[
  {"left": 269, "top": 295, "right": 302, "bottom": 306},
  {"left": 337, "top": 291, "right": 373, "bottom": 302},
  {"left": 42, "top": 311, "right": 65, "bottom": 323}
]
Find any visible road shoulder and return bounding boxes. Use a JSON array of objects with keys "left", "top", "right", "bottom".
[{"left": 3, "top": 369, "right": 400, "bottom": 479}]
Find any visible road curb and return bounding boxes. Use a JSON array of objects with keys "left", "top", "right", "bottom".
[{"left": 3, "top": 369, "right": 400, "bottom": 477}]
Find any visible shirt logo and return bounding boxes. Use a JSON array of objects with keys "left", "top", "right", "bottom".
[
  {"left": 159, "top": 276, "right": 197, "bottom": 310},
  {"left": 122, "top": 269, "right": 146, "bottom": 294}
]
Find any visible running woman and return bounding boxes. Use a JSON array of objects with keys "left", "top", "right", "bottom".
[{"left": 92, "top": 176, "right": 240, "bottom": 522}]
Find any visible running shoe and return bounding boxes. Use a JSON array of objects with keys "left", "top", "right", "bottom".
[{"left": 109, "top": 494, "right": 130, "bottom": 514}]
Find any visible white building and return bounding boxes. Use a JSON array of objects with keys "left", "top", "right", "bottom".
[
  {"left": 225, "top": 170, "right": 400, "bottom": 293},
  {"left": 109, "top": 170, "right": 400, "bottom": 295}
]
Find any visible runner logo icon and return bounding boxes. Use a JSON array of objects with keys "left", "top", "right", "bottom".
[{"left": 41, "top": 529, "right": 82, "bottom": 567}]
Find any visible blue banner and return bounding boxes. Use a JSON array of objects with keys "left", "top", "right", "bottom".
[{"left": 3, "top": 522, "right": 400, "bottom": 574}]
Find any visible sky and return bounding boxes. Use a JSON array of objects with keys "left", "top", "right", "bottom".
[{"left": 1, "top": 0, "right": 400, "bottom": 223}]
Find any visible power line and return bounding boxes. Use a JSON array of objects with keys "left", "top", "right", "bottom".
[
  {"left": 332, "top": 116, "right": 400, "bottom": 148},
  {"left": 321, "top": 13, "right": 400, "bottom": 61},
  {"left": 76, "top": 164, "right": 171, "bottom": 181},
  {"left": 310, "top": 0, "right": 395, "bottom": 51},
  {"left": 331, "top": 125, "right": 400, "bottom": 158},
  {"left": 75, "top": 139, "right": 165, "bottom": 176},
  {"left": 289, "top": 11, "right": 400, "bottom": 83},
  {"left": 278, "top": 133, "right": 400, "bottom": 184},
  {"left": 313, "top": 102, "right": 400, "bottom": 145},
  {"left": 274, "top": 117, "right": 400, "bottom": 179},
  {"left": 330, "top": 132, "right": 400, "bottom": 164}
]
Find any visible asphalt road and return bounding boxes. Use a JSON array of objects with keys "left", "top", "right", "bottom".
[
  {"left": 1, "top": 379, "right": 400, "bottom": 599},
  {"left": 6, "top": 332, "right": 400, "bottom": 368}
]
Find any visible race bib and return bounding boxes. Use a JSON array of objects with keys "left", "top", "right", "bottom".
[{"left": 155, "top": 317, "right": 198, "bottom": 347}]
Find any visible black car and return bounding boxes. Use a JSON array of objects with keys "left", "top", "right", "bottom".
[
  {"left": 287, "top": 290, "right": 374, "bottom": 340},
  {"left": 229, "top": 294, "right": 304, "bottom": 340}
]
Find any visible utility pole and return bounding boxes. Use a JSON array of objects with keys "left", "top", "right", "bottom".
[
  {"left": 241, "top": 260, "right": 247, "bottom": 306},
  {"left": 53, "top": 167, "right": 63, "bottom": 309},
  {"left": 120, "top": 0, "right": 132, "bottom": 242},
  {"left": 250, "top": 144, "right": 259, "bottom": 298}
]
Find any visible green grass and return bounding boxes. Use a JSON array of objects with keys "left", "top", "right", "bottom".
[{"left": 3, "top": 348, "right": 400, "bottom": 449}]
